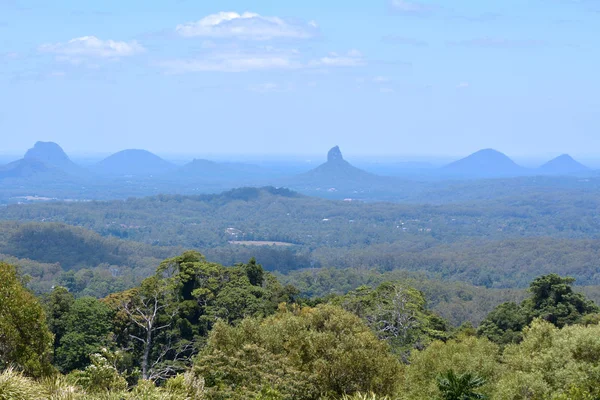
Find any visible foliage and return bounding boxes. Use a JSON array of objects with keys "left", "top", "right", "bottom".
[
  {"left": 7, "top": 188, "right": 600, "bottom": 294},
  {"left": 478, "top": 274, "right": 599, "bottom": 345},
  {"left": 476, "top": 302, "right": 527, "bottom": 346},
  {"left": 524, "top": 274, "right": 599, "bottom": 327},
  {"left": 332, "top": 282, "right": 448, "bottom": 359},
  {"left": 0, "top": 366, "right": 204, "bottom": 400},
  {"left": 43, "top": 286, "right": 75, "bottom": 350},
  {"left": 282, "top": 267, "right": 525, "bottom": 327},
  {"left": 400, "top": 335, "right": 500, "bottom": 400},
  {"left": 68, "top": 352, "right": 127, "bottom": 393},
  {"left": 0, "top": 262, "right": 53, "bottom": 377},
  {"left": 103, "top": 251, "right": 296, "bottom": 383},
  {"left": 341, "top": 394, "right": 390, "bottom": 400},
  {"left": 54, "top": 297, "right": 113, "bottom": 373},
  {"left": 0, "top": 368, "right": 44, "bottom": 400},
  {"left": 495, "top": 320, "right": 600, "bottom": 399},
  {"left": 437, "top": 370, "right": 487, "bottom": 400},
  {"left": 194, "top": 304, "right": 401, "bottom": 399}
]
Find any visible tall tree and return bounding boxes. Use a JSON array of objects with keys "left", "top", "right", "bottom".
[
  {"left": 119, "top": 276, "right": 182, "bottom": 381},
  {"left": 524, "top": 274, "right": 599, "bottom": 327},
  {"left": 333, "top": 282, "right": 448, "bottom": 359},
  {"left": 0, "top": 262, "right": 53, "bottom": 377},
  {"left": 478, "top": 274, "right": 599, "bottom": 345},
  {"left": 54, "top": 297, "right": 113, "bottom": 372},
  {"left": 43, "top": 286, "right": 75, "bottom": 351}
]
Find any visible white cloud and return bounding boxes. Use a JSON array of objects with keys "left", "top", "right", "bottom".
[
  {"left": 39, "top": 36, "right": 145, "bottom": 62},
  {"left": 457, "top": 82, "right": 470, "bottom": 89},
  {"left": 176, "top": 11, "right": 318, "bottom": 40}
]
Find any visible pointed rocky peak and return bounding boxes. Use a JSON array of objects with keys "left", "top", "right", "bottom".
[
  {"left": 24, "top": 141, "right": 71, "bottom": 167},
  {"left": 327, "top": 146, "right": 345, "bottom": 164}
]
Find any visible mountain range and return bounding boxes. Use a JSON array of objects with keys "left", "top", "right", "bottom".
[{"left": 0, "top": 142, "right": 595, "bottom": 202}]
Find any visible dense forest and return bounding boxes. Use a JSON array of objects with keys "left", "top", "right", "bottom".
[
  {"left": 3, "top": 187, "right": 600, "bottom": 290},
  {"left": 4, "top": 187, "right": 600, "bottom": 398},
  {"left": 3, "top": 255, "right": 600, "bottom": 399}
]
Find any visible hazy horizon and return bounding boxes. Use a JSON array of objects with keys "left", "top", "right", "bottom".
[{"left": 4, "top": 143, "right": 600, "bottom": 169}]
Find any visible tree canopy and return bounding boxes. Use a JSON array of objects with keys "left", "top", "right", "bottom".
[{"left": 0, "top": 263, "right": 53, "bottom": 377}]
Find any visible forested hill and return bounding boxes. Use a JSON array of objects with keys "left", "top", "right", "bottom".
[
  {"left": 3, "top": 186, "right": 600, "bottom": 247},
  {"left": 0, "top": 221, "right": 180, "bottom": 296},
  {"left": 3, "top": 187, "right": 600, "bottom": 290}
]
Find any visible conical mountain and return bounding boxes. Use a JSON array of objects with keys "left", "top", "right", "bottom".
[
  {"left": 443, "top": 149, "right": 528, "bottom": 178},
  {"left": 96, "top": 149, "right": 176, "bottom": 177},
  {"left": 538, "top": 154, "right": 589, "bottom": 175}
]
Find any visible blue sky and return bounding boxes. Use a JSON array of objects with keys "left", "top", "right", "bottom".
[{"left": 0, "top": 0, "right": 599, "bottom": 158}]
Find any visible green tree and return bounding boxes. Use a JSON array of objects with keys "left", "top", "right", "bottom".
[
  {"left": 333, "top": 282, "right": 448, "bottom": 360},
  {"left": 524, "top": 274, "right": 599, "bottom": 327},
  {"left": 495, "top": 319, "right": 600, "bottom": 399},
  {"left": 478, "top": 274, "right": 599, "bottom": 346},
  {"left": 43, "top": 286, "right": 75, "bottom": 351},
  {"left": 54, "top": 297, "right": 113, "bottom": 373},
  {"left": 400, "top": 335, "right": 499, "bottom": 400},
  {"left": 0, "top": 263, "right": 53, "bottom": 377},
  {"left": 194, "top": 304, "right": 400, "bottom": 399},
  {"left": 118, "top": 275, "right": 183, "bottom": 381},
  {"left": 477, "top": 302, "right": 527, "bottom": 346}
]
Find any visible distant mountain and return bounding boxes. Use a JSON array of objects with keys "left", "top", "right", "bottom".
[
  {"left": 0, "top": 142, "right": 83, "bottom": 180},
  {"left": 0, "top": 158, "right": 64, "bottom": 180},
  {"left": 538, "top": 154, "right": 589, "bottom": 175},
  {"left": 96, "top": 149, "right": 176, "bottom": 177},
  {"left": 287, "top": 146, "right": 388, "bottom": 191},
  {"left": 24, "top": 141, "right": 72, "bottom": 166},
  {"left": 442, "top": 149, "right": 528, "bottom": 178}
]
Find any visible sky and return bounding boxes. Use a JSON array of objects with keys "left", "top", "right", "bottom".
[{"left": 0, "top": 0, "right": 599, "bottom": 158}]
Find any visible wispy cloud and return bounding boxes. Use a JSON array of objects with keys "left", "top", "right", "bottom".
[
  {"left": 175, "top": 11, "right": 318, "bottom": 40},
  {"left": 39, "top": 36, "right": 145, "bottom": 63},
  {"left": 389, "top": 0, "right": 436, "bottom": 16},
  {"left": 158, "top": 49, "right": 365, "bottom": 74},
  {"left": 158, "top": 53, "right": 297, "bottom": 73},
  {"left": 456, "top": 82, "right": 470, "bottom": 89}
]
